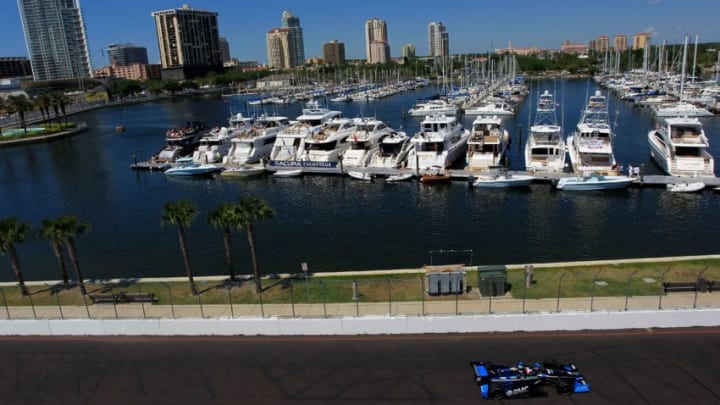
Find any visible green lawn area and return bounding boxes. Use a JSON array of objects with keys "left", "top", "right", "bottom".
[
  {"left": 1, "top": 258, "right": 718, "bottom": 307},
  {"left": 0, "top": 123, "right": 76, "bottom": 140}
]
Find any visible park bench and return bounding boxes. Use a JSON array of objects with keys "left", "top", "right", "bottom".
[
  {"left": 89, "top": 292, "right": 157, "bottom": 304},
  {"left": 662, "top": 279, "right": 712, "bottom": 293}
]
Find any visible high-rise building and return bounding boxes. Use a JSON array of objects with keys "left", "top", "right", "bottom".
[
  {"left": 322, "top": 40, "right": 345, "bottom": 65},
  {"left": 428, "top": 22, "right": 449, "bottom": 57},
  {"left": 17, "top": 0, "right": 92, "bottom": 81},
  {"left": 266, "top": 28, "right": 291, "bottom": 69},
  {"left": 107, "top": 44, "right": 149, "bottom": 66},
  {"left": 365, "top": 18, "right": 390, "bottom": 64},
  {"left": 152, "top": 4, "right": 223, "bottom": 79},
  {"left": 219, "top": 37, "right": 231, "bottom": 63},
  {"left": 402, "top": 44, "right": 416, "bottom": 59},
  {"left": 281, "top": 11, "right": 305, "bottom": 67},
  {"left": 0, "top": 57, "right": 33, "bottom": 79},
  {"left": 633, "top": 32, "right": 651, "bottom": 50},
  {"left": 596, "top": 35, "right": 610, "bottom": 53},
  {"left": 613, "top": 34, "right": 628, "bottom": 52}
]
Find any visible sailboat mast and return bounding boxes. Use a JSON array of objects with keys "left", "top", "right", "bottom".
[{"left": 680, "top": 35, "right": 688, "bottom": 102}]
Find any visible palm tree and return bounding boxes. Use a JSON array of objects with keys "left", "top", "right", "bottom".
[
  {"left": 34, "top": 93, "right": 52, "bottom": 123},
  {"left": 57, "top": 215, "right": 90, "bottom": 295},
  {"left": 162, "top": 200, "right": 199, "bottom": 295},
  {"left": 5, "top": 95, "right": 33, "bottom": 134},
  {"left": 236, "top": 197, "right": 274, "bottom": 294},
  {"left": 39, "top": 217, "right": 71, "bottom": 289},
  {"left": 0, "top": 217, "right": 31, "bottom": 296},
  {"left": 208, "top": 203, "right": 241, "bottom": 281}
]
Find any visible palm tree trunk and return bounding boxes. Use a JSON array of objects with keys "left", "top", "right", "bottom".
[
  {"left": 9, "top": 247, "right": 28, "bottom": 296},
  {"left": 177, "top": 226, "right": 198, "bottom": 295},
  {"left": 246, "top": 225, "right": 261, "bottom": 294},
  {"left": 65, "top": 237, "right": 87, "bottom": 295},
  {"left": 52, "top": 242, "right": 70, "bottom": 288},
  {"left": 223, "top": 227, "right": 235, "bottom": 280}
]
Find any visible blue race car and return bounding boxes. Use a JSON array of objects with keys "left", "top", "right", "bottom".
[{"left": 469, "top": 360, "right": 590, "bottom": 400}]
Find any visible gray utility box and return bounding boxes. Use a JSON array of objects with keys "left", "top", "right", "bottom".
[
  {"left": 478, "top": 268, "right": 507, "bottom": 297},
  {"left": 426, "top": 265, "right": 466, "bottom": 295}
]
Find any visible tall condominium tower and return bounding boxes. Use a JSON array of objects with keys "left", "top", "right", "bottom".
[
  {"left": 613, "top": 34, "right": 627, "bottom": 52},
  {"left": 107, "top": 43, "right": 149, "bottom": 66},
  {"left": 281, "top": 11, "right": 305, "bottom": 67},
  {"left": 219, "top": 37, "right": 231, "bottom": 63},
  {"left": 365, "top": 18, "right": 390, "bottom": 64},
  {"left": 17, "top": 0, "right": 92, "bottom": 81},
  {"left": 152, "top": 4, "right": 222, "bottom": 78},
  {"left": 633, "top": 32, "right": 651, "bottom": 50},
  {"left": 266, "top": 28, "right": 291, "bottom": 69},
  {"left": 428, "top": 22, "right": 449, "bottom": 57},
  {"left": 401, "top": 44, "right": 416, "bottom": 59}
]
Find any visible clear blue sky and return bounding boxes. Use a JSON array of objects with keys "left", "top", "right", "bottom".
[{"left": 3, "top": 0, "right": 720, "bottom": 68}]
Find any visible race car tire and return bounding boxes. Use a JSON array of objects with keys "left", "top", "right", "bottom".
[
  {"left": 489, "top": 383, "right": 504, "bottom": 400},
  {"left": 556, "top": 383, "right": 573, "bottom": 396}
]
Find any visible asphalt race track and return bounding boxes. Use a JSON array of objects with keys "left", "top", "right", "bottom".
[{"left": 1, "top": 328, "right": 719, "bottom": 404}]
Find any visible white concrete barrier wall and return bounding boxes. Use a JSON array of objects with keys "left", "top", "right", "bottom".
[{"left": 1, "top": 309, "right": 719, "bottom": 336}]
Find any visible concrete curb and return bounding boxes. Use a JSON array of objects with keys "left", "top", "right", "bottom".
[{"left": 1, "top": 308, "right": 718, "bottom": 336}]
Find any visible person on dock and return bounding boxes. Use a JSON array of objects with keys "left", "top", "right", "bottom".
[{"left": 627, "top": 164, "right": 634, "bottom": 177}]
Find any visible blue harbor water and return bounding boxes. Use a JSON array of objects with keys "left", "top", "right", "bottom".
[{"left": 1, "top": 78, "right": 720, "bottom": 282}]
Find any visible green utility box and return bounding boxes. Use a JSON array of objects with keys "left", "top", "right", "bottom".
[{"left": 478, "top": 268, "right": 507, "bottom": 296}]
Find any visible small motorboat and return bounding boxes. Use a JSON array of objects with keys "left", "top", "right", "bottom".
[
  {"left": 164, "top": 163, "right": 222, "bottom": 176},
  {"left": 273, "top": 169, "right": 303, "bottom": 178},
  {"left": 220, "top": 165, "right": 265, "bottom": 178},
  {"left": 347, "top": 171, "right": 374, "bottom": 181},
  {"left": 115, "top": 124, "right": 126, "bottom": 133},
  {"left": 471, "top": 173, "right": 535, "bottom": 188},
  {"left": 386, "top": 173, "right": 413, "bottom": 182},
  {"left": 420, "top": 173, "right": 451, "bottom": 183},
  {"left": 667, "top": 182, "right": 705, "bottom": 193},
  {"left": 555, "top": 174, "right": 634, "bottom": 191}
]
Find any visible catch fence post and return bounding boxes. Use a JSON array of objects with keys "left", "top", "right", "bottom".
[
  {"left": 556, "top": 273, "right": 567, "bottom": 313},
  {"left": 625, "top": 271, "right": 638, "bottom": 311},
  {"left": 694, "top": 267, "right": 708, "bottom": 309},
  {"left": 290, "top": 280, "right": 296, "bottom": 318},
  {"left": 658, "top": 268, "right": 671, "bottom": 310},
  {"left": 590, "top": 270, "right": 602, "bottom": 312},
  {"left": 0, "top": 288, "right": 10, "bottom": 319},
  {"left": 226, "top": 285, "right": 234, "bottom": 319},
  {"left": 27, "top": 293, "right": 37, "bottom": 319}
]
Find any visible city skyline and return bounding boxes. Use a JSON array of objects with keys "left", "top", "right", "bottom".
[{"left": 4, "top": 0, "right": 720, "bottom": 70}]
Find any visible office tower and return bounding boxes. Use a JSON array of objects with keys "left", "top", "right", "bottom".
[
  {"left": 219, "top": 37, "right": 231, "bottom": 63},
  {"left": 633, "top": 33, "right": 651, "bottom": 50},
  {"left": 266, "top": 28, "right": 291, "bottom": 69},
  {"left": 281, "top": 11, "right": 305, "bottom": 67},
  {"left": 322, "top": 40, "right": 345, "bottom": 65},
  {"left": 428, "top": 22, "right": 449, "bottom": 57},
  {"left": 107, "top": 44, "right": 149, "bottom": 66},
  {"left": 0, "top": 57, "right": 33, "bottom": 79},
  {"left": 401, "top": 44, "right": 416, "bottom": 59},
  {"left": 365, "top": 18, "right": 390, "bottom": 64},
  {"left": 17, "top": 0, "right": 92, "bottom": 81},
  {"left": 613, "top": 34, "right": 627, "bottom": 52},
  {"left": 152, "top": 4, "right": 222, "bottom": 78}
]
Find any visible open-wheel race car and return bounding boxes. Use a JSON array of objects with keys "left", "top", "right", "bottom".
[{"left": 469, "top": 360, "right": 590, "bottom": 399}]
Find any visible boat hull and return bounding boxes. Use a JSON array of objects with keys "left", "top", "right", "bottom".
[{"left": 556, "top": 175, "right": 633, "bottom": 191}]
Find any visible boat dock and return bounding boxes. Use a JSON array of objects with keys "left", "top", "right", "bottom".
[{"left": 130, "top": 159, "right": 720, "bottom": 188}]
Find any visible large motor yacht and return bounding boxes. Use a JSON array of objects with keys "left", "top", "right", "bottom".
[
  {"left": 465, "top": 115, "right": 510, "bottom": 170},
  {"left": 192, "top": 115, "right": 252, "bottom": 164},
  {"left": 366, "top": 130, "right": 413, "bottom": 169},
  {"left": 341, "top": 117, "right": 395, "bottom": 168},
  {"left": 566, "top": 90, "right": 617, "bottom": 175},
  {"left": 407, "top": 114, "right": 469, "bottom": 171},
  {"left": 524, "top": 90, "right": 566, "bottom": 173},
  {"left": 223, "top": 114, "right": 289, "bottom": 165},
  {"left": 648, "top": 116, "right": 714, "bottom": 177},
  {"left": 267, "top": 100, "right": 343, "bottom": 171},
  {"left": 154, "top": 121, "right": 206, "bottom": 163}
]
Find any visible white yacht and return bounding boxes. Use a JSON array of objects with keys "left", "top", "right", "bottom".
[
  {"left": 300, "top": 117, "right": 356, "bottom": 167},
  {"left": 341, "top": 117, "right": 394, "bottom": 168},
  {"left": 407, "top": 114, "right": 469, "bottom": 170},
  {"left": 267, "top": 100, "right": 342, "bottom": 171},
  {"left": 566, "top": 90, "right": 617, "bottom": 175},
  {"left": 465, "top": 115, "right": 510, "bottom": 170},
  {"left": 366, "top": 130, "right": 413, "bottom": 169},
  {"left": 464, "top": 99, "right": 515, "bottom": 116},
  {"left": 524, "top": 90, "right": 566, "bottom": 173},
  {"left": 154, "top": 121, "right": 206, "bottom": 163},
  {"left": 648, "top": 116, "right": 714, "bottom": 177},
  {"left": 654, "top": 102, "right": 713, "bottom": 117},
  {"left": 407, "top": 99, "right": 458, "bottom": 117},
  {"left": 191, "top": 114, "right": 253, "bottom": 164},
  {"left": 223, "top": 114, "right": 289, "bottom": 165}
]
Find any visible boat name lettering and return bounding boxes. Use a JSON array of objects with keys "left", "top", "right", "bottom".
[{"left": 270, "top": 160, "right": 338, "bottom": 168}]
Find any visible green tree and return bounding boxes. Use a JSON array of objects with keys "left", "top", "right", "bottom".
[
  {"left": 5, "top": 95, "right": 33, "bottom": 134},
  {"left": 39, "top": 218, "right": 71, "bottom": 288},
  {"left": 208, "top": 203, "right": 242, "bottom": 281},
  {"left": 56, "top": 215, "right": 90, "bottom": 295},
  {"left": 33, "top": 93, "right": 52, "bottom": 123},
  {"left": 162, "top": 200, "right": 199, "bottom": 295},
  {"left": 0, "top": 217, "right": 31, "bottom": 296},
  {"left": 236, "top": 197, "right": 274, "bottom": 294}
]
